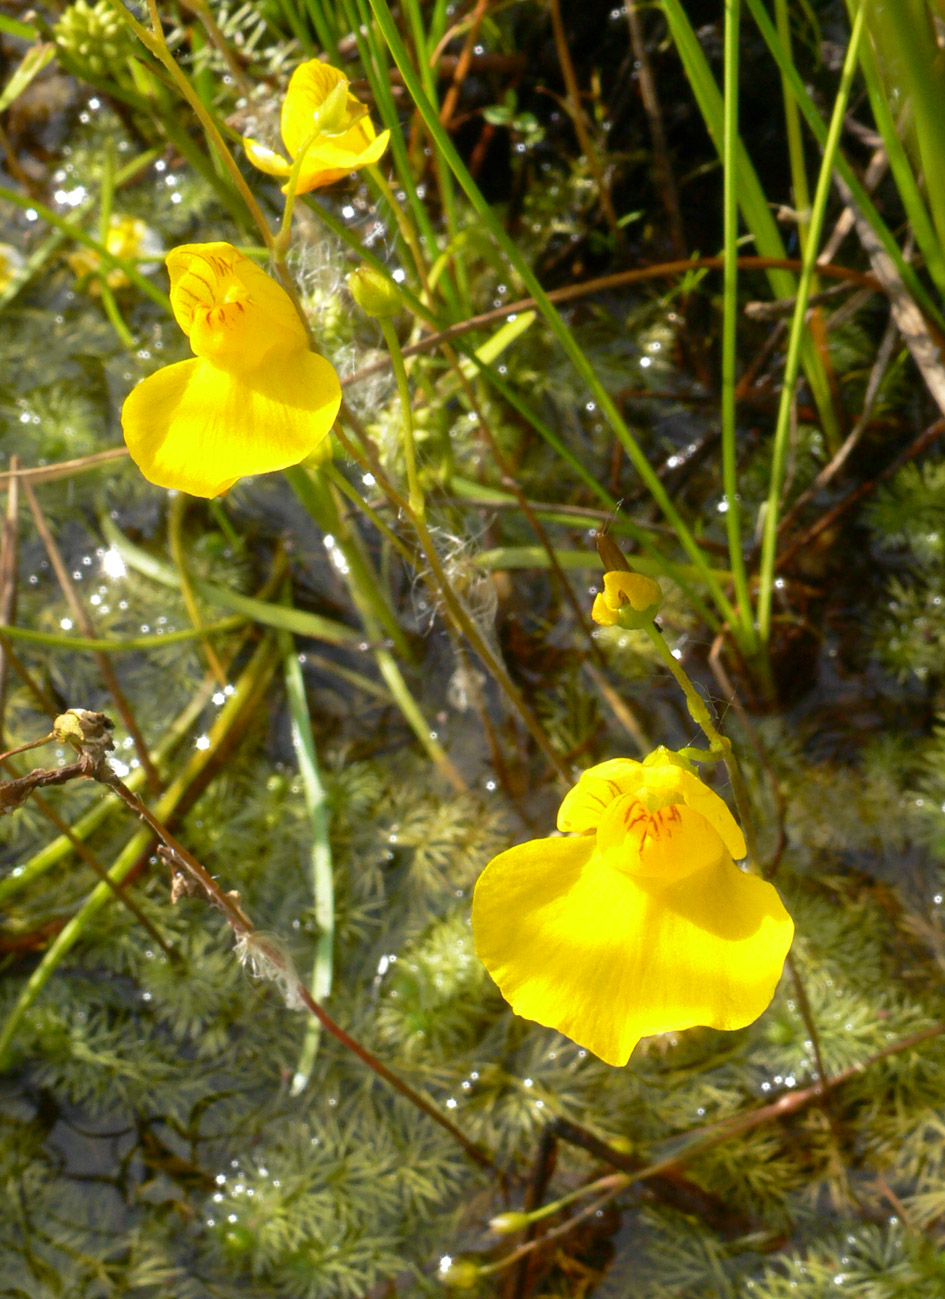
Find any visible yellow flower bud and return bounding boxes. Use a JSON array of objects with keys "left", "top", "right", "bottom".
[
  {"left": 347, "top": 265, "right": 403, "bottom": 318},
  {"left": 242, "top": 60, "right": 390, "bottom": 194},
  {"left": 591, "top": 570, "right": 662, "bottom": 629}
]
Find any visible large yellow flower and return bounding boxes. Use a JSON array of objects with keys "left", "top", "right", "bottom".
[
  {"left": 121, "top": 242, "right": 341, "bottom": 498},
  {"left": 473, "top": 751, "right": 794, "bottom": 1067},
  {"left": 243, "top": 61, "right": 390, "bottom": 193}
]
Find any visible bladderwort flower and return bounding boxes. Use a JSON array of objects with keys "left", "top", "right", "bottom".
[
  {"left": 592, "top": 569, "right": 663, "bottom": 630},
  {"left": 0, "top": 243, "right": 26, "bottom": 293},
  {"left": 121, "top": 242, "right": 341, "bottom": 498},
  {"left": 69, "top": 214, "right": 162, "bottom": 292},
  {"left": 472, "top": 749, "right": 794, "bottom": 1066},
  {"left": 243, "top": 60, "right": 390, "bottom": 193}
]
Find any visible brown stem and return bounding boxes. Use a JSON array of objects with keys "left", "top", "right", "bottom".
[
  {"left": 97, "top": 768, "right": 498, "bottom": 1173},
  {"left": 548, "top": 0, "right": 621, "bottom": 245},
  {"left": 22, "top": 478, "right": 162, "bottom": 794}
]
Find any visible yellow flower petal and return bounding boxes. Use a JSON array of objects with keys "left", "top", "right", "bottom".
[
  {"left": 591, "top": 571, "right": 662, "bottom": 627},
  {"left": 596, "top": 796, "right": 730, "bottom": 884},
  {"left": 241, "top": 136, "right": 293, "bottom": 178},
  {"left": 292, "top": 128, "right": 390, "bottom": 193},
  {"left": 280, "top": 60, "right": 350, "bottom": 158},
  {"left": 557, "top": 754, "right": 746, "bottom": 859},
  {"left": 167, "top": 243, "right": 308, "bottom": 371},
  {"left": 472, "top": 834, "right": 793, "bottom": 1067},
  {"left": 268, "top": 59, "right": 389, "bottom": 194},
  {"left": 557, "top": 758, "right": 644, "bottom": 833},
  {"left": 641, "top": 758, "right": 746, "bottom": 860},
  {"left": 121, "top": 350, "right": 341, "bottom": 498}
]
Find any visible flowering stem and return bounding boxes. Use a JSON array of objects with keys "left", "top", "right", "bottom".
[
  {"left": 369, "top": 165, "right": 435, "bottom": 305},
  {"left": 643, "top": 622, "right": 757, "bottom": 865},
  {"left": 284, "top": 466, "right": 467, "bottom": 793},
  {"left": 139, "top": 0, "right": 273, "bottom": 244},
  {"left": 378, "top": 317, "right": 425, "bottom": 520},
  {"left": 280, "top": 625, "right": 334, "bottom": 1094},
  {"left": 331, "top": 417, "right": 571, "bottom": 783}
]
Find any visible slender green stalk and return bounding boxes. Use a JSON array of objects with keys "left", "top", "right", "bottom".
[
  {"left": 323, "top": 461, "right": 415, "bottom": 566},
  {"left": 660, "top": 0, "right": 839, "bottom": 454},
  {"left": 774, "top": 0, "right": 812, "bottom": 250},
  {"left": 862, "top": 0, "right": 945, "bottom": 261},
  {"left": 0, "top": 184, "right": 170, "bottom": 310},
  {"left": 855, "top": 2, "right": 945, "bottom": 299},
  {"left": 756, "top": 6, "right": 866, "bottom": 642},
  {"left": 283, "top": 465, "right": 413, "bottom": 659},
  {"left": 339, "top": 0, "right": 463, "bottom": 317},
  {"left": 379, "top": 318, "right": 425, "bottom": 519},
  {"left": 0, "top": 618, "right": 243, "bottom": 653},
  {"left": 102, "top": 0, "right": 273, "bottom": 249},
  {"left": 280, "top": 627, "right": 335, "bottom": 1094},
  {"left": 284, "top": 467, "right": 467, "bottom": 792},
  {"left": 743, "top": 0, "right": 945, "bottom": 330},
  {"left": 297, "top": 0, "right": 340, "bottom": 59},
  {"left": 100, "top": 514, "right": 365, "bottom": 648},
  {"left": 398, "top": 0, "right": 470, "bottom": 308},
  {"left": 643, "top": 623, "right": 755, "bottom": 860},
  {"left": 720, "top": 0, "right": 756, "bottom": 654},
  {"left": 98, "top": 282, "right": 136, "bottom": 347},
  {"left": 366, "top": 0, "right": 739, "bottom": 635}
]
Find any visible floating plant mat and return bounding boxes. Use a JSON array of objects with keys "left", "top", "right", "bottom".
[{"left": 4, "top": 2, "right": 945, "bottom": 1296}]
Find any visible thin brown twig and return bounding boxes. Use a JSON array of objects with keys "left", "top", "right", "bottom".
[
  {"left": 22, "top": 477, "right": 162, "bottom": 794},
  {"left": 625, "top": 1, "right": 687, "bottom": 260},
  {"left": 548, "top": 0, "right": 621, "bottom": 245},
  {"left": 775, "top": 313, "right": 901, "bottom": 541},
  {"left": 99, "top": 766, "right": 497, "bottom": 1172},
  {"left": 0, "top": 755, "right": 176, "bottom": 958},
  {"left": 0, "top": 447, "right": 128, "bottom": 488},
  {"left": 438, "top": 0, "right": 491, "bottom": 129},
  {"left": 341, "top": 255, "right": 885, "bottom": 391},
  {"left": 776, "top": 416, "right": 945, "bottom": 569},
  {"left": 0, "top": 455, "right": 19, "bottom": 737},
  {"left": 486, "top": 1019, "right": 945, "bottom": 1273}
]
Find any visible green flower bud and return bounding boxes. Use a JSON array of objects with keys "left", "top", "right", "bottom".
[
  {"left": 488, "top": 1211, "right": 530, "bottom": 1234},
  {"left": 55, "top": 0, "right": 134, "bottom": 80},
  {"left": 438, "top": 1256, "right": 482, "bottom": 1289},
  {"left": 347, "top": 265, "right": 403, "bottom": 318}
]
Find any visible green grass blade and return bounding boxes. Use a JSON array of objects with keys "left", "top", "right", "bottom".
[{"left": 366, "top": 0, "right": 740, "bottom": 632}]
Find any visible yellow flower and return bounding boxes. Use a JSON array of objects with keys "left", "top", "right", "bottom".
[
  {"left": 69, "top": 214, "right": 162, "bottom": 291},
  {"left": 592, "top": 570, "right": 662, "bottom": 629},
  {"left": 121, "top": 242, "right": 341, "bottom": 498},
  {"left": 243, "top": 60, "right": 390, "bottom": 193},
  {"left": 472, "top": 750, "right": 794, "bottom": 1066},
  {"left": 0, "top": 243, "right": 26, "bottom": 292}
]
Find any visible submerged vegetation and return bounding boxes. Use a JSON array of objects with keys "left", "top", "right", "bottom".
[{"left": 4, "top": 0, "right": 945, "bottom": 1294}]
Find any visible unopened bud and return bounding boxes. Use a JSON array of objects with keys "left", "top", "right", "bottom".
[
  {"left": 488, "top": 1211, "right": 530, "bottom": 1234},
  {"left": 438, "top": 1256, "right": 482, "bottom": 1289},
  {"left": 591, "top": 570, "right": 662, "bottom": 629},
  {"left": 53, "top": 709, "right": 115, "bottom": 759},
  {"left": 347, "top": 265, "right": 403, "bottom": 318}
]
